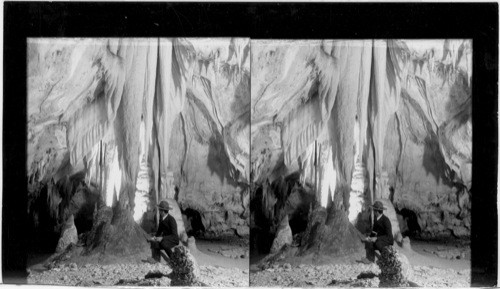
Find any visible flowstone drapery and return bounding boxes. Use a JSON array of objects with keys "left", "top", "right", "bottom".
[
  {"left": 27, "top": 38, "right": 250, "bottom": 261},
  {"left": 250, "top": 39, "right": 472, "bottom": 261}
]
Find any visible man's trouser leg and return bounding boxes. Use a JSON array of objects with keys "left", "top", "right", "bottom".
[
  {"left": 159, "top": 239, "right": 179, "bottom": 260},
  {"left": 151, "top": 241, "right": 162, "bottom": 262},
  {"left": 164, "top": 246, "right": 174, "bottom": 259},
  {"left": 374, "top": 241, "right": 390, "bottom": 258},
  {"left": 365, "top": 242, "right": 376, "bottom": 262}
]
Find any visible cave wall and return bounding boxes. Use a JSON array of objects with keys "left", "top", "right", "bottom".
[
  {"left": 380, "top": 40, "right": 472, "bottom": 238},
  {"left": 163, "top": 39, "right": 251, "bottom": 237},
  {"left": 26, "top": 38, "right": 472, "bottom": 257},
  {"left": 168, "top": 113, "right": 249, "bottom": 236},
  {"left": 27, "top": 38, "right": 251, "bottom": 258},
  {"left": 250, "top": 40, "right": 374, "bottom": 258},
  {"left": 250, "top": 39, "right": 472, "bottom": 243}
]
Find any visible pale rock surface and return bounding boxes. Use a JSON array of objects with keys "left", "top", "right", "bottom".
[
  {"left": 162, "top": 38, "right": 250, "bottom": 236},
  {"left": 270, "top": 215, "right": 293, "bottom": 253},
  {"left": 56, "top": 214, "right": 78, "bottom": 253}
]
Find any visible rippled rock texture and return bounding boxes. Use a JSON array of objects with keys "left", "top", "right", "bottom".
[
  {"left": 250, "top": 40, "right": 472, "bottom": 261},
  {"left": 27, "top": 38, "right": 250, "bottom": 263}
]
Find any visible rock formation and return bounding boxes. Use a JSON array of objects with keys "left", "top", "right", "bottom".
[
  {"left": 377, "top": 246, "right": 412, "bottom": 287},
  {"left": 27, "top": 38, "right": 471, "bottom": 264},
  {"left": 250, "top": 39, "right": 472, "bottom": 261},
  {"left": 55, "top": 214, "right": 78, "bottom": 253},
  {"left": 27, "top": 38, "right": 250, "bottom": 261},
  {"left": 168, "top": 245, "right": 204, "bottom": 286},
  {"left": 270, "top": 215, "right": 293, "bottom": 253}
]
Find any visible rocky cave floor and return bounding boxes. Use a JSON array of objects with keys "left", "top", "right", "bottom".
[
  {"left": 250, "top": 238, "right": 471, "bottom": 287},
  {"left": 26, "top": 236, "right": 471, "bottom": 287},
  {"left": 28, "top": 236, "right": 250, "bottom": 287}
]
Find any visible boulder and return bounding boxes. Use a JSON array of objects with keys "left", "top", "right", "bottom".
[
  {"left": 452, "top": 226, "right": 470, "bottom": 238},
  {"left": 186, "top": 236, "right": 198, "bottom": 252},
  {"left": 270, "top": 215, "right": 293, "bottom": 253},
  {"left": 55, "top": 214, "right": 78, "bottom": 253},
  {"left": 395, "top": 231, "right": 404, "bottom": 244},
  {"left": 377, "top": 245, "right": 413, "bottom": 287},
  {"left": 402, "top": 237, "right": 412, "bottom": 251},
  {"left": 236, "top": 225, "right": 250, "bottom": 237},
  {"left": 169, "top": 245, "right": 204, "bottom": 286}
]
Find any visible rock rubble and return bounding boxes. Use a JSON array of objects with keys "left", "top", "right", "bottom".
[
  {"left": 250, "top": 261, "right": 470, "bottom": 287},
  {"left": 29, "top": 261, "right": 249, "bottom": 287}
]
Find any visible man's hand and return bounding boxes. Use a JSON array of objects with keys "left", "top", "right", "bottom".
[{"left": 365, "top": 237, "right": 377, "bottom": 243}]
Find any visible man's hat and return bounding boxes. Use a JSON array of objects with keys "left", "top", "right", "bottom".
[
  {"left": 157, "top": 200, "right": 173, "bottom": 211},
  {"left": 370, "top": 201, "right": 387, "bottom": 211}
]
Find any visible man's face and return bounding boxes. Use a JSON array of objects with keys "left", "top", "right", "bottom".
[
  {"left": 374, "top": 210, "right": 382, "bottom": 218},
  {"left": 160, "top": 210, "right": 168, "bottom": 218}
]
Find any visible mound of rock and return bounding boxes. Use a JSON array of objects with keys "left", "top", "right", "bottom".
[
  {"left": 56, "top": 214, "right": 78, "bottom": 253},
  {"left": 377, "top": 246, "right": 412, "bottom": 287},
  {"left": 169, "top": 245, "right": 205, "bottom": 286},
  {"left": 270, "top": 215, "right": 293, "bottom": 253}
]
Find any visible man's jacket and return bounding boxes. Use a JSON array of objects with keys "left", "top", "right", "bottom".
[
  {"left": 372, "top": 214, "right": 394, "bottom": 247},
  {"left": 156, "top": 214, "right": 180, "bottom": 247}
]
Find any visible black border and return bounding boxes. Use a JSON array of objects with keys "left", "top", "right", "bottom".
[{"left": 4, "top": 2, "right": 498, "bottom": 286}]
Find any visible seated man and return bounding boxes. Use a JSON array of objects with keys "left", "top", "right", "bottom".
[
  {"left": 148, "top": 200, "right": 180, "bottom": 263},
  {"left": 361, "top": 201, "right": 394, "bottom": 264}
]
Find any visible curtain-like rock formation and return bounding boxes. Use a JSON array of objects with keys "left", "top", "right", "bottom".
[
  {"left": 251, "top": 39, "right": 472, "bottom": 262},
  {"left": 27, "top": 38, "right": 250, "bottom": 261}
]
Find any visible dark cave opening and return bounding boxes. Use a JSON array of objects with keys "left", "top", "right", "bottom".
[
  {"left": 250, "top": 175, "right": 314, "bottom": 256},
  {"left": 398, "top": 208, "right": 422, "bottom": 237},
  {"left": 183, "top": 207, "right": 206, "bottom": 237},
  {"left": 289, "top": 213, "right": 308, "bottom": 236},
  {"left": 250, "top": 186, "right": 274, "bottom": 255},
  {"left": 27, "top": 174, "right": 101, "bottom": 262},
  {"left": 28, "top": 184, "right": 60, "bottom": 255}
]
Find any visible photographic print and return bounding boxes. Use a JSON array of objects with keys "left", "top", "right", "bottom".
[
  {"left": 3, "top": 2, "right": 498, "bottom": 287},
  {"left": 26, "top": 38, "right": 250, "bottom": 286},
  {"left": 249, "top": 39, "right": 472, "bottom": 287}
]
